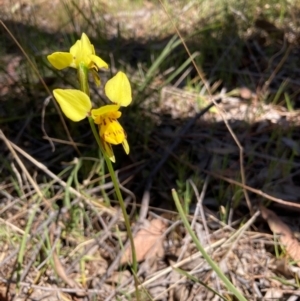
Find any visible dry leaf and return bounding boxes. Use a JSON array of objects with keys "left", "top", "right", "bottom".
[
  {"left": 239, "top": 87, "right": 253, "bottom": 99},
  {"left": 260, "top": 205, "right": 300, "bottom": 266},
  {"left": 107, "top": 270, "right": 131, "bottom": 285},
  {"left": 120, "top": 219, "right": 166, "bottom": 265},
  {"left": 264, "top": 288, "right": 283, "bottom": 299}
]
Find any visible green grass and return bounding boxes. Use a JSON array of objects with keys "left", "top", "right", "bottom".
[{"left": 1, "top": 0, "right": 300, "bottom": 299}]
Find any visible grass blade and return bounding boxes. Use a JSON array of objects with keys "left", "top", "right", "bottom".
[{"left": 172, "top": 188, "right": 248, "bottom": 301}]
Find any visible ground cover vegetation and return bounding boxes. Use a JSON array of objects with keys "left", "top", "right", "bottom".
[{"left": 1, "top": 0, "right": 300, "bottom": 300}]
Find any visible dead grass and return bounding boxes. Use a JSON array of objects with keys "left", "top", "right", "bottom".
[{"left": 1, "top": 0, "right": 300, "bottom": 300}]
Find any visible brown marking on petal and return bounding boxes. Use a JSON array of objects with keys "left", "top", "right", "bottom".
[
  {"left": 109, "top": 117, "right": 117, "bottom": 123},
  {"left": 103, "top": 131, "right": 112, "bottom": 139}
]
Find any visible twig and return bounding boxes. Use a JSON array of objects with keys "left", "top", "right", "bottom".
[
  {"left": 159, "top": 0, "right": 252, "bottom": 215},
  {"left": 0, "top": 20, "right": 80, "bottom": 155},
  {"left": 127, "top": 237, "right": 227, "bottom": 294},
  {"left": 0, "top": 130, "right": 51, "bottom": 208},
  {"left": 169, "top": 151, "right": 300, "bottom": 209}
]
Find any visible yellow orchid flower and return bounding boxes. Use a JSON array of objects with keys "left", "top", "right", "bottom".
[
  {"left": 91, "top": 71, "right": 132, "bottom": 161},
  {"left": 47, "top": 33, "right": 108, "bottom": 85},
  {"left": 52, "top": 71, "right": 132, "bottom": 162},
  {"left": 92, "top": 105, "right": 129, "bottom": 162}
]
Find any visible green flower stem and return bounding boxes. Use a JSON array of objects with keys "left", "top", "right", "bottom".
[
  {"left": 78, "top": 63, "right": 90, "bottom": 96},
  {"left": 88, "top": 117, "right": 139, "bottom": 295},
  {"left": 172, "top": 189, "right": 248, "bottom": 301},
  {"left": 78, "top": 63, "right": 139, "bottom": 299},
  {"left": 88, "top": 117, "right": 137, "bottom": 266}
]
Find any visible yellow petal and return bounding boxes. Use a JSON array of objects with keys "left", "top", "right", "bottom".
[
  {"left": 69, "top": 34, "right": 93, "bottom": 68},
  {"left": 53, "top": 89, "right": 91, "bottom": 122},
  {"left": 63, "top": 33, "right": 108, "bottom": 73},
  {"left": 80, "top": 33, "right": 93, "bottom": 57},
  {"left": 122, "top": 139, "right": 130, "bottom": 154},
  {"left": 90, "top": 54, "right": 108, "bottom": 70},
  {"left": 101, "top": 140, "right": 115, "bottom": 162},
  {"left": 91, "top": 43, "right": 96, "bottom": 55},
  {"left": 91, "top": 105, "right": 120, "bottom": 122},
  {"left": 70, "top": 40, "right": 80, "bottom": 58},
  {"left": 70, "top": 39, "right": 86, "bottom": 68},
  {"left": 105, "top": 71, "right": 132, "bottom": 107},
  {"left": 47, "top": 52, "right": 73, "bottom": 70},
  {"left": 92, "top": 70, "right": 101, "bottom": 87}
]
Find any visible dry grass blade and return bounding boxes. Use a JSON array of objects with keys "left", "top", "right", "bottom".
[
  {"left": 159, "top": 0, "right": 252, "bottom": 215},
  {"left": 127, "top": 237, "right": 227, "bottom": 295},
  {"left": 0, "top": 131, "right": 115, "bottom": 214},
  {"left": 166, "top": 156, "right": 300, "bottom": 209},
  {"left": 49, "top": 223, "right": 85, "bottom": 297},
  {"left": 2, "top": 1, "right": 300, "bottom": 299},
  {"left": 0, "top": 129, "right": 51, "bottom": 208},
  {"left": 0, "top": 20, "right": 80, "bottom": 155}
]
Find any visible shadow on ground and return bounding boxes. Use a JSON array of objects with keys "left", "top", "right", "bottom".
[{"left": 1, "top": 12, "right": 300, "bottom": 220}]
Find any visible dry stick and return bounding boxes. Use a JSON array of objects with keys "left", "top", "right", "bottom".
[
  {"left": 0, "top": 276, "right": 110, "bottom": 296},
  {"left": 177, "top": 177, "right": 210, "bottom": 263},
  {"left": 140, "top": 99, "right": 221, "bottom": 221},
  {"left": 98, "top": 221, "right": 143, "bottom": 288},
  {"left": 218, "top": 211, "right": 261, "bottom": 296},
  {"left": 18, "top": 229, "right": 48, "bottom": 284},
  {"left": 42, "top": 136, "right": 88, "bottom": 147},
  {"left": 104, "top": 219, "right": 186, "bottom": 301},
  {"left": 41, "top": 96, "right": 55, "bottom": 151},
  {"left": 161, "top": 2, "right": 297, "bottom": 212},
  {"left": 142, "top": 99, "right": 221, "bottom": 200},
  {"left": 205, "top": 169, "right": 300, "bottom": 209},
  {"left": 139, "top": 186, "right": 151, "bottom": 222},
  {"left": 190, "top": 177, "right": 223, "bottom": 294},
  {"left": 66, "top": 211, "right": 122, "bottom": 275},
  {"left": 0, "top": 132, "right": 104, "bottom": 209},
  {"left": 0, "top": 191, "right": 34, "bottom": 215},
  {"left": 0, "top": 249, "right": 19, "bottom": 269},
  {"left": 127, "top": 237, "right": 227, "bottom": 295},
  {"left": 261, "top": 40, "right": 291, "bottom": 96},
  {"left": 1, "top": 212, "right": 57, "bottom": 301},
  {"left": 178, "top": 177, "right": 223, "bottom": 298},
  {"left": 0, "top": 20, "right": 80, "bottom": 155},
  {"left": 10, "top": 162, "right": 24, "bottom": 193},
  {"left": 159, "top": 1, "right": 252, "bottom": 215},
  {"left": 49, "top": 223, "right": 85, "bottom": 297},
  {"left": 0, "top": 130, "right": 51, "bottom": 208},
  {"left": 0, "top": 218, "right": 26, "bottom": 237},
  {"left": 189, "top": 177, "right": 210, "bottom": 240},
  {"left": 198, "top": 168, "right": 300, "bottom": 209},
  {"left": 222, "top": 211, "right": 261, "bottom": 249},
  {"left": 1, "top": 130, "right": 117, "bottom": 239},
  {"left": 161, "top": 148, "right": 300, "bottom": 209}
]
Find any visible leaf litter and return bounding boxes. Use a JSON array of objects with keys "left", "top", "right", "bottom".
[{"left": 2, "top": 1, "right": 300, "bottom": 300}]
